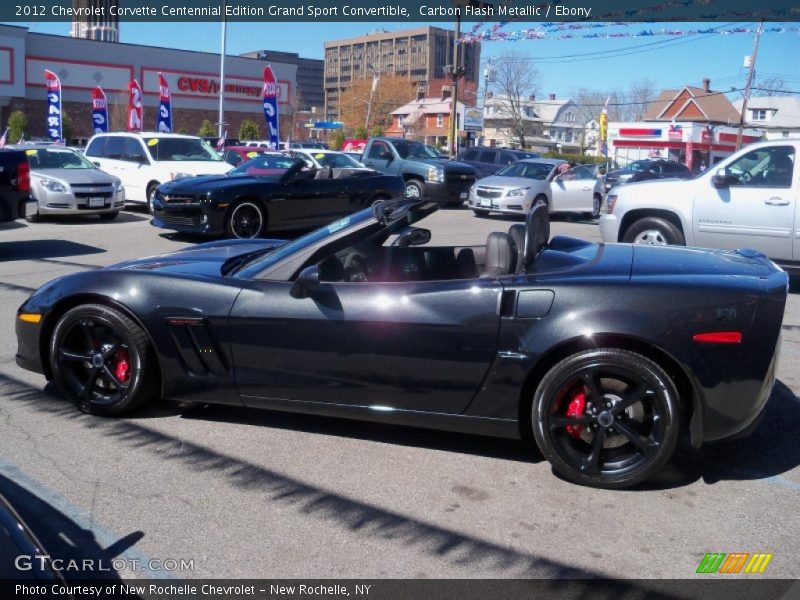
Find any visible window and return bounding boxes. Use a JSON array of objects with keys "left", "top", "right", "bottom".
[
  {"left": 436, "top": 114, "right": 444, "bottom": 127},
  {"left": 751, "top": 109, "right": 769, "bottom": 121},
  {"left": 462, "top": 149, "right": 479, "bottom": 161},
  {"left": 224, "top": 151, "right": 242, "bottom": 167},
  {"left": 499, "top": 152, "right": 516, "bottom": 165},
  {"left": 725, "top": 146, "right": 795, "bottom": 188},
  {"left": 123, "top": 138, "right": 148, "bottom": 163},
  {"left": 368, "top": 141, "right": 391, "bottom": 160},
  {"left": 85, "top": 137, "right": 107, "bottom": 158},
  {"left": 104, "top": 136, "right": 125, "bottom": 160},
  {"left": 479, "top": 150, "right": 497, "bottom": 164}
]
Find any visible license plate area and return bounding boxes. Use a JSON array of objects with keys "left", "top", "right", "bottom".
[{"left": 88, "top": 197, "right": 105, "bottom": 208}]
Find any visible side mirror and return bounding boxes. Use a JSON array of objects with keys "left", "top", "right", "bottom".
[
  {"left": 711, "top": 168, "right": 732, "bottom": 189},
  {"left": 290, "top": 265, "right": 320, "bottom": 299},
  {"left": 394, "top": 227, "right": 432, "bottom": 247},
  {"left": 92, "top": 161, "right": 101, "bottom": 167}
]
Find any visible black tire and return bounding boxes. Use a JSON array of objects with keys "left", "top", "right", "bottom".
[
  {"left": 590, "top": 194, "right": 602, "bottom": 219},
  {"left": 532, "top": 348, "right": 680, "bottom": 489},
  {"left": 533, "top": 194, "right": 548, "bottom": 209},
  {"left": 146, "top": 182, "right": 160, "bottom": 215},
  {"left": 472, "top": 209, "right": 489, "bottom": 217},
  {"left": 99, "top": 211, "right": 119, "bottom": 221},
  {"left": 225, "top": 200, "right": 265, "bottom": 239},
  {"left": 49, "top": 304, "right": 159, "bottom": 416},
  {"left": 622, "top": 216, "right": 685, "bottom": 246},
  {"left": 404, "top": 179, "right": 425, "bottom": 199}
]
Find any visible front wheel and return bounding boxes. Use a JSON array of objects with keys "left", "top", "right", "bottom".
[
  {"left": 49, "top": 304, "right": 159, "bottom": 416},
  {"left": 590, "top": 194, "right": 602, "bottom": 219},
  {"left": 226, "top": 200, "right": 265, "bottom": 239},
  {"left": 404, "top": 179, "right": 425, "bottom": 199},
  {"left": 622, "top": 217, "right": 685, "bottom": 246},
  {"left": 146, "top": 183, "right": 160, "bottom": 215},
  {"left": 532, "top": 348, "right": 679, "bottom": 489}
]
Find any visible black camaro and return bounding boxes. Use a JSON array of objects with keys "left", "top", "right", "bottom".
[
  {"left": 151, "top": 155, "right": 406, "bottom": 238},
  {"left": 16, "top": 200, "right": 787, "bottom": 488}
]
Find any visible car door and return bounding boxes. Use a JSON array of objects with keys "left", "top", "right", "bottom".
[
  {"left": 272, "top": 170, "right": 351, "bottom": 228},
  {"left": 229, "top": 276, "right": 503, "bottom": 414},
  {"left": 119, "top": 137, "right": 152, "bottom": 202},
  {"left": 693, "top": 145, "right": 796, "bottom": 261},
  {"left": 361, "top": 140, "right": 395, "bottom": 173},
  {"left": 477, "top": 150, "right": 498, "bottom": 179},
  {"left": 552, "top": 166, "right": 595, "bottom": 212}
]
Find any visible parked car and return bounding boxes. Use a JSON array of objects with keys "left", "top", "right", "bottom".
[
  {"left": 603, "top": 159, "right": 693, "bottom": 191},
  {"left": 342, "top": 151, "right": 364, "bottom": 163},
  {"left": 151, "top": 157, "right": 405, "bottom": 238},
  {"left": 16, "top": 200, "right": 787, "bottom": 489},
  {"left": 361, "top": 137, "right": 475, "bottom": 205},
  {"left": 468, "top": 159, "right": 604, "bottom": 218},
  {"left": 286, "top": 141, "right": 329, "bottom": 150},
  {"left": 221, "top": 146, "right": 284, "bottom": 168},
  {"left": 12, "top": 144, "right": 125, "bottom": 222},
  {"left": 290, "top": 149, "right": 368, "bottom": 171},
  {"left": 457, "top": 147, "right": 540, "bottom": 179},
  {"left": 599, "top": 140, "right": 799, "bottom": 266},
  {"left": 0, "top": 149, "right": 33, "bottom": 224},
  {"left": 84, "top": 132, "right": 233, "bottom": 212}
]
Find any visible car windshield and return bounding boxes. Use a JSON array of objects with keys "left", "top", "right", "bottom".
[
  {"left": 496, "top": 161, "right": 553, "bottom": 180},
  {"left": 143, "top": 137, "right": 222, "bottom": 162},
  {"left": 628, "top": 160, "right": 651, "bottom": 172},
  {"left": 393, "top": 140, "right": 440, "bottom": 159},
  {"left": 231, "top": 155, "right": 297, "bottom": 175},
  {"left": 313, "top": 153, "right": 363, "bottom": 168},
  {"left": 26, "top": 147, "right": 96, "bottom": 169}
]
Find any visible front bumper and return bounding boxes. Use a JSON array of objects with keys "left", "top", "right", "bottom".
[
  {"left": 36, "top": 190, "right": 125, "bottom": 215},
  {"left": 467, "top": 190, "right": 534, "bottom": 215},
  {"left": 15, "top": 313, "right": 45, "bottom": 375},
  {"left": 598, "top": 213, "right": 620, "bottom": 242},
  {"left": 150, "top": 195, "right": 223, "bottom": 236},
  {"left": 424, "top": 180, "right": 473, "bottom": 205}
]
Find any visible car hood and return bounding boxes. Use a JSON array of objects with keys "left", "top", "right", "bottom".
[
  {"left": 33, "top": 168, "right": 116, "bottom": 184},
  {"left": 160, "top": 173, "right": 280, "bottom": 194},
  {"left": 108, "top": 238, "right": 289, "bottom": 277},
  {"left": 409, "top": 157, "right": 474, "bottom": 172},
  {"left": 476, "top": 175, "right": 548, "bottom": 189},
  {"left": 611, "top": 177, "right": 693, "bottom": 197}
]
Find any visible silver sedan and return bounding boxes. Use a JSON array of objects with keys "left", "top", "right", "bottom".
[
  {"left": 13, "top": 145, "right": 125, "bottom": 222},
  {"left": 468, "top": 159, "right": 604, "bottom": 218}
]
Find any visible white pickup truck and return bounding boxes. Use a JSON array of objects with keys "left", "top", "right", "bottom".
[{"left": 599, "top": 139, "right": 799, "bottom": 268}]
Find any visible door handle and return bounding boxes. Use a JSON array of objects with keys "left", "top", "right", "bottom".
[{"left": 764, "top": 197, "right": 789, "bottom": 206}]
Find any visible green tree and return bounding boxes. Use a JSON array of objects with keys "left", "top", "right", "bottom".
[
  {"left": 197, "top": 119, "right": 216, "bottom": 137},
  {"left": 370, "top": 124, "right": 384, "bottom": 137},
  {"left": 177, "top": 127, "right": 188, "bottom": 135},
  {"left": 353, "top": 125, "right": 368, "bottom": 139},
  {"left": 7, "top": 110, "right": 26, "bottom": 143},
  {"left": 329, "top": 129, "right": 345, "bottom": 150},
  {"left": 61, "top": 110, "right": 72, "bottom": 143},
  {"left": 238, "top": 118, "right": 260, "bottom": 140}
]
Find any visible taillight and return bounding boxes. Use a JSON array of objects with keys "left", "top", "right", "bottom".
[
  {"left": 693, "top": 331, "right": 743, "bottom": 344},
  {"left": 606, "top": 194, "right": 617, "bottom": 213},
  {"left": 17, "top": 161, "right": 30, "bottom": 193}
]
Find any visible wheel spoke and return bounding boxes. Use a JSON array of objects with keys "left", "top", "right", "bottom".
[
  {"left": 550, "top": 414, "right": 595, "bottom": 430},
  {"left": 579, "top": 369, "right": 603, "bottom": 403},
  {"left": 614, "top": 420, "right": 659, "bottom": 452},
  {"left": 79, "top": 320, "right": 97, "bottom": 352},
  {"left": 60, "top": 349, "right": 91, "bottom": 362},
  {"left": 581, "top": 428, "right": 606, "bottom": 473},
  {"left": 80, "top": 366, "right": 101, "bottom": 399},
  {"left": 102, "top": 365, "right": 129, "bottom": 390},
  {"left": 101, "top": 342, "right": 126, "bottom": 359},
  {"left": 611, "top": 384, "right": 654, "bottom": 415}
]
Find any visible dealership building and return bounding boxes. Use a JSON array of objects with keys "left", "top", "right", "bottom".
[{"left": 0, "top": 23, "right": 300, "bottom": 141}]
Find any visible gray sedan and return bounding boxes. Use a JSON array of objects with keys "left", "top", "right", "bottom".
[
  {"left": 13, "top": 145, "right": 125, "bottom": 222},
  {"left": 468, "top": 158, "right": 604, "bottom": 218}
]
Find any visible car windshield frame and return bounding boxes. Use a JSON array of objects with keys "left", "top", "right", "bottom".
[
  {"left": 142, "top": 137, "right": 223, "bottom": 162},
  {"left": 26, "top": 147, "right": 97, "bottom": 170},
  {"left": 231, "top": 154, "right": 298, "bottom": 175},
  {"left": 495, "top": 161, "right": 554, "bottom": 180}
]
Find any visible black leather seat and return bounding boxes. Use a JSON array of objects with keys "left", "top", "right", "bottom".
[
  {"left": 508, "top": 223, "right": 526, "bottom": 273},
  {"left": 522, "top": 202, "right": 550, "bottom": 268},
  {"left": 480, "top": 232, "right": 517, "bottom": 278}
]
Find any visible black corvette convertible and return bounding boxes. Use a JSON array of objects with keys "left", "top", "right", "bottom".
[
  {"left": 16, "top": 200, "right": 787, "bottom": 488},
  {"left": 151, "top": 155, "right": 406, "bottom": 238}
]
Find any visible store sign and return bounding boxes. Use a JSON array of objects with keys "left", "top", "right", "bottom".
[
  {"left": 618, "top": 128, "right": 662, "bottom": 137},
  {"left": 144, "top": 69, "right": 290, "bottom": 106},
  {"left": 463, "top": 108, "right": 483, "bottom": 132}
]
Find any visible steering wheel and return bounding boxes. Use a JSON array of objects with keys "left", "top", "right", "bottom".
[
  {"left": 343, "top": 253, "right": 368, "bottom": 282},
  {"left": 740, "top": 171, "right": 753, "bottom": 184}
]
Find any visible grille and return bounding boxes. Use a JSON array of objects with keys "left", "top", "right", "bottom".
[
  {"left": 476, "top": 187, "right": 503, "bottom": 199},
  {"left": 446, "top": 172, "right": 475, "bottom": 185},
  {"left": 71, "top": 184, "right": 114, "bottom": 198},
  {"left": 161, "top": 195, "right": 197, "bottom": 204},
  {"left": 157, "top": 212, "right": 200, "bottom": 226}
]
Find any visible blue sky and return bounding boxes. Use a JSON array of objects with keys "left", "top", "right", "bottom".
[{"left": 10, "top": 21, "right": 800, "bottom": 98}]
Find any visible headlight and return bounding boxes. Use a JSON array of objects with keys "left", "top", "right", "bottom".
[
  {"left": 607, "top": 194, "right": 618, "bottom": 213},
  {"left": 619, "top": 173, "right": 634, "bottom": 181},
  {"left": 113, "top": 179, "right": 124, "bottom": 193},
  {"left": 506, "top": 187, "right": 530, "bottom": 197},
  {"left": 170, "top": 172, "right": 192, "bottom": 181},
  {"left": 427, "top": 167, "right": 444, "bottom": 182},
  {"left": 39, "top": 178, "right": 67, "bottom": 193}
]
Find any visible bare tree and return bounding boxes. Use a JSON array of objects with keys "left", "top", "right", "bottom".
[
  {"left": 757, "top": 76, "right": 792, "bottom": 97},
  {"left": 571, "top": 88, "right": 622, "bottom": 154},
  {"left": 489, "top": 51, "right": 539, "bottom": 149},
  {"left": 622, "top": 78, "right": 657, "bottom": 121}
]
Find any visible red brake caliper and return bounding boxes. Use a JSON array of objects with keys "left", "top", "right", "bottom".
[
  {"left": 565, "top": 387, "right": 587, "bottom": 439},
  {"left": 114, "top": 350, "right": 130, "bottom": 383}
]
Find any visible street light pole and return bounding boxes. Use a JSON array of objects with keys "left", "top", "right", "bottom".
[
  {"left": 449, "top": 14, "right": 462, "bottom": 159},
  {"left": 364, "top": 73, "right": 379, "bottom": 133},
  {"left": 736, "top": 20, "right": 763, "bottom": 151},
  {"left": 217, "top": 1, "right": 227, "bottom": 139}
]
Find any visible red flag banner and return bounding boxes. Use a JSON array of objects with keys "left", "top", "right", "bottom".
[{"left": 127, "top": 79, "right": 143, "bottom": 132}]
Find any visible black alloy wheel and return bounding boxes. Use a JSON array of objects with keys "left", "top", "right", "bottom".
[
  {"left": 50, "top": 304, "right": 158, "bottom": 415},
  {"left": 227, "top": 201, "right": 265, "bottom": 239},
  {"left": 532, "top": 348, "right": 679, "bottom": 489}
]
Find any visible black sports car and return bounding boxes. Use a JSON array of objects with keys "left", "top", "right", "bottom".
[
  {"left": 151, "top": 156, "right": 406, "bottom": 239},
  {"left": 16, "top": 200, "right": 787, "bottom": 488}
]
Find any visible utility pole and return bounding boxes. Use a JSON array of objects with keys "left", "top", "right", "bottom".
[
  {"left": 736, "top": 21, "right": 763, "bottom": 151},
  {"left": 364, "top": 73, "right": 379, "bottom": 132},
  {"left": 448, "top": 15, "right": 463, "bottom": 159},
  {"left": 217, "top": 0, "right": 227, "bottom": 139}
]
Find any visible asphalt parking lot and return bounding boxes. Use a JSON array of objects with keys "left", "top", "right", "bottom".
[{"left": 0, "top": 206, "right": 798, "bottom": 581}]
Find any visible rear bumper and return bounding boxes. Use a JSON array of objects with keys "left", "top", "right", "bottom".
[{"left": 0, "top": 196, "right": 33, "bottom": 222}]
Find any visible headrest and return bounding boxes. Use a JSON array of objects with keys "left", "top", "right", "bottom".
[
  {"left": 481, "top": 232, "right": 517, "bottom": 278},
  {"left": 508, "top": 223, "right": 526, "bottom": 273},
  {"left": 524, "top": 202, "right": 550, "bottom": 265}
]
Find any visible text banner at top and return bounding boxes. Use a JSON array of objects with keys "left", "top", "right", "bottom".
[{"left": 6, "top": 0, "right": 800, "bottom": 23}]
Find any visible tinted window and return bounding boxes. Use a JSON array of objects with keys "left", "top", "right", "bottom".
[
  {"left": 85, "top": 137, "right": 107, "bottom": 158},
  {"left": 479, "top": 151, "right": 497, "bottom": 164},
  {"left": 462, "top": 149, "right": 479, "bottom": 161},
  {"left": 314, "top": 153, "right": 363, "bottom": 168},
  {"left": 392, "top": 140, "right": 438, "bottom": 159},
  {"left": 726, "top": 146, "right": 795, "bottom": 188},
  {"left": 123, "top": 138, "right": 147, "bottom": 163},
  {"left": 499, "top": 152, "right": 517, "bottom": 165},
  {"left": 142, "top": 137, "right": 222, "bottom": 162},
  {"left": 104, "top": 136, "right": 125, "bottom": 160},
  {"left": 230, "top": 154, "right": 297, "bottom": 175},
  {"left": 26, "top": 148, "right": 96, "bottom": 169},
  {"left": 663, "top": 162, "right": 689, "bottom": 173},
  {"left": 496, "top": 161, "right": 553, "bottom": 180},
  {"left": 368, "top": 141, "right": 390, "bottom": 160},
  {"left": 225, "top": 151, "right": 242, "bottom": 166}
]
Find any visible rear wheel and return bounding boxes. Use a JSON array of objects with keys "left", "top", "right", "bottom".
[
  {"left": 146, "top": 182, "right": 160, "bottom": 215},
  {"left": 226, "top": 200, "right": 265, "bottom": 239},
  {"left": 623, "top": 217, "right": 684, "bottom": 246},
  {"left": 590, "top": 194, "right": 602, "bottom": 219},
  {"left": 404, "top": 179, "right": 425, "bottom": 199},
  {"left": 49, "top": 304, "right": 159, "bottom": 416},
  {"left": 532, "top": 348, "right": 679, "bottom": 489}
]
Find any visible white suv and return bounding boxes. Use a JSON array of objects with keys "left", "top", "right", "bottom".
[{"left": 84, "top": 132, "right": 233, "bottom": 210}]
